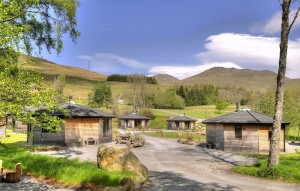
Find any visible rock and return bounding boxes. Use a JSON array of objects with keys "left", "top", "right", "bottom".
[
  {"left": 104, "top": 186, "right": 125, "bottom": 191},
  {"left": 97, "top": 145, "right": 148, "bottom": 183},
  {"left": 120, "top": 177, "right": 141, "bottom": 191}
]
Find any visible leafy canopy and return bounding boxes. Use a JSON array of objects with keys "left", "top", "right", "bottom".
[{"left": 0, "top": 0, "right": 80, "bottom": 131}]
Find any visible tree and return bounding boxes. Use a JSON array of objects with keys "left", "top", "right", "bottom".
[
  {"left": 0, "top": 0, "right": 80, "bottom": 54},
  {"left": 0, "top": 0, "right": 80, "bottom": 131},
  {"left": 53, "top": 74, "right": 66, "bottom": 103},
  {"left": 268, "top": 0, "right": 300, "bottom": 167},
  {"left": 215, "top": 102, "right": 229, "bottom": 114},
  {"left": 127, "top": 74, "right": 148, "bottom": 113},
  {"left": 89, "top": 81, "right": 112, "bottom": 108}
]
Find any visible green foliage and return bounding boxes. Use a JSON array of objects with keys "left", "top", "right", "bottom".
[
  {"left": 255, "top": 88, "right": 300, "bottom": 140},
  {"left": 175, "top": 85, "right": 220, "bottom": 106},
  {"left": 0, "top": 0, "right": 80, "bottom": 131},
  {"left": 0, "top": 0, "right": 80, "bottom": 54},
  {"left": 215, "top": 102, "right": 229, "bottom": 114},
  {"left": 88, "top": 81, "right": 112, "bottom": 108},
  {"left": 107, "top": 74, "right": 157, "bottom": 84},
  {"left": 107, "top": 74, "right": 128, "bottom": 82},
  {"left": 152, "top": 89, "right": 185, "bottom": 109},
  {"left": 234, "top": 153, "right": 300, "bottom": 183}
]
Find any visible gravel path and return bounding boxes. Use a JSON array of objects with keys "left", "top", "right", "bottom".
[
  {"left": 0, "top": 176, "right": 73, "bottom": 191},
  {"left": 132, "top": 135, "right": 300, "bottom": 191}
]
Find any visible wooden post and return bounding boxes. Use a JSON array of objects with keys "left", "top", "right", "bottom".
[
  {"left": 0, "top": 160, "right": 3, "bottom": 182},
  {"left": 14, "top": 163, "right": 21, "bottom": 182}
]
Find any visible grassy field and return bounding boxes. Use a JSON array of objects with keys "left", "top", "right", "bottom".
[
  {"left": 144, "top": 131, "right": 206, "bottom": 143},
  {"left": 165, "top": 105, "right": 236, "bottom": 119},
  {"left": 234, "top": 153, "right": 300, "bottom": 183},
  {"left": 0, "top": 130, "right": 133, "bottom": 188}
]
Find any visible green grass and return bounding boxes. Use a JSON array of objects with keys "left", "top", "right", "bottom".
[
  {"left": 234, "top": 153, "right": 300, "bottom": 183},
  {"left": 0, "top": 129, "right": 27, "bottom": 144},
  {"left": 0, "top": 131, "right": 134, "bottom": 187},
  {"left": 144, "top": 131, "right": 206, "bottom": 142},
  {"left": 165, "top": 105, "right": 236, "bottom": 119}
]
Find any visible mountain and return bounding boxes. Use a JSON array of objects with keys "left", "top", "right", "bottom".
[
  {"left": 180, "top": 67, "right": 297, "bottom": 92},
  {"left": 155, "top": 74, "right": 180, "bottom": 84}
]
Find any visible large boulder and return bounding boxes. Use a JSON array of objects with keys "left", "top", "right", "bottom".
[{"left": 97, "top": 145, "right": 148, "bottom": 183}]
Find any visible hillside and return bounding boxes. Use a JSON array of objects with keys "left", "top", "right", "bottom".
[
  {"left": 20, "top": 55, "right": 107, "bottom": 102},
  {"left": 180, "top": 67, "right": 294, "bottom": 92},
  {"left": 155, "top": 74, "right": 180, "bottom": 84}
]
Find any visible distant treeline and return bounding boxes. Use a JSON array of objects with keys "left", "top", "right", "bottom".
[
  {"left": 107, "top": 74, "right": 157, "bottom": 84},
  {"left": 175, "top": 84, "right": 220, "bottom": 106}
]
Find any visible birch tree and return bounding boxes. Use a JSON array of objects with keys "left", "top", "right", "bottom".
[{"left": 268, "top": 0, "right": 300, "bottom": 167}]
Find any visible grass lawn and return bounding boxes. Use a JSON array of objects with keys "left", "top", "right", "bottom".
[
  {"left": 165, "top": 105, "right": 236, "bottom": 119},
  {"left": 144, "top": 131, "right": 206, "bottom": 143},
  {"left": 234, "top": 153, "right": 300, "bottom": 183},
  {"left": 0, "top": 130, "right": 134, "bottom": 188}
]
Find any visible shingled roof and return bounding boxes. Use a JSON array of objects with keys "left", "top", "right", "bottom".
[
  {"left": 166, "top": 115, "right": 197, "bottom": 122},
  {"left": 118, "top": 113, "right": 150, "bottom": 120},
  {"left": 35, "top": 103, "right": 116, "bottom": 118},
  {"left": 202, "top": 109, "right": 289, "bottom": 125}
]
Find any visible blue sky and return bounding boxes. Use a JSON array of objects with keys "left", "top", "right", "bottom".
[{"left": 41, "top": 0, "right": 300, "bottom": 79}]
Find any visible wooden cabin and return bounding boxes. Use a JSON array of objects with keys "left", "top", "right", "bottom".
[
  {"left": 166, "top": 115, "right": 197, "bottom": 130},
  {"left": 202, "top": 109, "right": 289, "bottom": 153},
  {"left": 27, "top": 104, "right": 115, "bottom": 146},
  {"left": 118, "top": 113, "right": 150, "bottom": 129}
]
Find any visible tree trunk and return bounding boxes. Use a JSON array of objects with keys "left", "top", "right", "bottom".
[{"left": 268, "top": 0, "right": 291, "bottom": 168}]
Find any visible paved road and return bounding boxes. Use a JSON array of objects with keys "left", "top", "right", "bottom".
[{"left": 132, "top": 135, "right": 300, "bottom": 191}]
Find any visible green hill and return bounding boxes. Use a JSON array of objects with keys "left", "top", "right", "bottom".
[{"left": 20, "top": 55, "right": 107, "bottom": 102}]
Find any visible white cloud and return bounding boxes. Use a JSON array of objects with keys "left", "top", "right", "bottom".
[
  {"left": 77, "top": 53, "right": 147, "bottom": 73},
  {"left": 196, "top": 33, "right": 300, "bottom": 78},
  {"left": 149, "top": 62, "right": 242, "bottom": 80},
  {"left": 251, "top": 9, "right": 300, "bottom": 34}
]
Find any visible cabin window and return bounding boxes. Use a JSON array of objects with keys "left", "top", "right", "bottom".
[
  {"left": 103, "top": 118, "right": 109, "bottom": 137},
  {"left": 269, "top": 127, "right": 273, "bottom": 140},
  {"left": 175, "top": 121, "right": 180, "bottom": 128},
  {"left": 235, "top": 125, "right": 242, "bottom": 139}
]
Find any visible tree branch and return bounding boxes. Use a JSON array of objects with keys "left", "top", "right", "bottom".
[{"left": 288, "top": 6, "right": 300, "bottom": 33}]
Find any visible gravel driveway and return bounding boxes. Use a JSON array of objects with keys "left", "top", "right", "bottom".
[
  {"left": 131, "top": 135, "right": 300, "bottom": 191},
  {"left": 3, "top": 135, "right": 299, "bottom": 191}
]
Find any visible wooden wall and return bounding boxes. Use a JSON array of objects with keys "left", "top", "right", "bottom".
[
  {"left": 65, "top": 118, "right": 100, "bottom": 145},
  {"left": 258, "top": 126, "right": 285, "bottom": 153},
  {"left": 224, "top": 124, "right": 259, "bottom": 153},
  {"left": 206, "top": 124, "right": 224, "bottom": 150},
  {"left": 31, "top": 125, "right": 65, "bottom": 145},
  {"left": 119, "top": 119, "right": 148, "bottom": 129},
  {"left": 29, "top": 117, "right": 113, "bottom": 145}
]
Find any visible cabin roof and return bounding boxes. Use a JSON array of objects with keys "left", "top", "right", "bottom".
[
  {"left": 202, "top": 109, "right": 289, "bottom": 125},
  {"left": 166, "top": 115, "right": 197, "bottom": 122},
  {"left": 118, "top": 113, "right": 150, "bottom": 120},
  {"left": 35, "top": 103, "right": 116, "bottom": 118}
]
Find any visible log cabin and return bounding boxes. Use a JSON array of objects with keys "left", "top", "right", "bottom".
[
  {"left": 166, "top": 115, "right": 197, "bottom": 130},
  {"left": 202, "top": 109, "right": 289, "bottom": 153},
  {"left": 118, "top": 113, "right": 150, "bottom": 129},
  {"left": 27, "top": 103, "right": 115, "bottom": 146}
]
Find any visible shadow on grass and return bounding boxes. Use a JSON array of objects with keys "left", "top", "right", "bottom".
[{"left": 144, "top": 170, "right": 238, "bottom": 191}]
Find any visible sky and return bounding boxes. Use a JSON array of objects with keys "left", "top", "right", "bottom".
[{"left": 40, "top": 0, "right": 300, "bottom": 80}]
